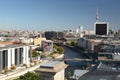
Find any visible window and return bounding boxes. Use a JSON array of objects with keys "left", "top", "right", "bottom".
[
  {"left": 15, "top": 49, "right": 18, "bottom": 65},
  {"left": 19, "top": 48, "right": 23, "bottom": 64},
  {"left": 2, "top": 50, "right": 8, "bottom": 69}
]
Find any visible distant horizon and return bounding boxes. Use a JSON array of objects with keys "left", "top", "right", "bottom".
[{"left": 0, "top": 0, "right": 120, "bottom": 31}]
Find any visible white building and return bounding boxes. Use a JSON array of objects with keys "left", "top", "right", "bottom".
[{"left": 0, "top": 44, "right": 29, "bottom": 71}]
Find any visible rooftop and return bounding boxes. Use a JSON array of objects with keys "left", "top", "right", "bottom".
[
  {"left": 40, "top": 60, "right": 63, "bottom": 68},
  {"left": 0, "top": 44, "right": 27, "bottom": 50},
  {"left": 35, "top": 60, "right": 68, "bottom": 73},
  {"left": 79, "top": 70, "right": 120, "bottom": 80},
  {"left": 0, "top": 41, "right": 21, "bottom": 45},
  {"left": 72, "top": 69, "right": 89, "bottom": 79}
]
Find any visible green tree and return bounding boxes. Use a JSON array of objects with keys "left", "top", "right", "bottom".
[
  {"left": 16, "top": 72, "right": 38, "bottom": 80},
  {"left": 67, "top": 71, "right": 71, "bottom": 78},
  {"left": 53, "top": 44, "right": 58, "bottom": 49},
  {"left": 53, "top": 44, "right": 64, "bottom": 54},
  {"left": 32, "top": 50, "right": 40, "bottom": 57},
  {"left": 109, "top": 29, "right": 114, "bottom": 35},
  {"left": 71, "top": 41, "right": 77, "bottom": 46},
  {"left": 57, "top": 47, "right": 64, "bottom": 54},
  {"left": 64, "top": 77, "right": 68, "bottom": 80},
  {"left": 41, "top": 54, "right": 46, "bottom": 58}
]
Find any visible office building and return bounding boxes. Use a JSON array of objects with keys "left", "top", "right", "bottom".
[
  {"left": 94, "top": 22, "right": 109, "bottom": 35},
  {"left": 0, "top": 44, "right": 29, "bottom": 71}
]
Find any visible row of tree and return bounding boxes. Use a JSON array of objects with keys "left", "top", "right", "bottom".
[
  {"left": 53, "top": 44, "right": 64, "bottom": 54},
  {"left": 16, "top": 72, "right": 38, "bottom": 80}
]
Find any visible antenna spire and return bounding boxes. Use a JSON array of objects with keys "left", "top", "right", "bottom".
[{"left": 96, "top": 7, "right": 99, "bottom": 22}]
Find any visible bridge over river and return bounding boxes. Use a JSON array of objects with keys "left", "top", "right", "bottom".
[{"left": 44, "top": 58, "right": 92, "bottom": 62}]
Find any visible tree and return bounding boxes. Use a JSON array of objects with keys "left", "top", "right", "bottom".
[
  {"left": 32, "top": 50, "right": 40, "bottom": 57},
  {"left": 53, "top": 44, "right": 64, "bottom": 54},
  {"left": 64, "top": 77, "right": 68, "bottom": 80},
  {"left": 53, "top": 44, "right": 58, "bottom": 49},
  {"left": 71, "top": 41, "right": 77, "bottom": 46},
  {"left": 109, "top": 29, "right": 114, "bottom": 35},
  {"left": 67, "top": 71, "right": 71, "bottom": 78},
  {"left": 57, "top": 47, "right": 64, "bottom": 54},
  {"left": 4, "top": 66, "right": 9, "bottom": 74},
  {"left": 16, "top": 72, "right": 38, "bottom": 80}
]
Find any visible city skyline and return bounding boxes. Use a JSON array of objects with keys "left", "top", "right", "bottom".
[{"left": 0, "top": 0, "right": 120, "bottom": 31}]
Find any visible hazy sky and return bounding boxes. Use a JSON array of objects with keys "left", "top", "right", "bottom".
[{"left": 0, "top": 0, "right": 120, "bottom": 31}]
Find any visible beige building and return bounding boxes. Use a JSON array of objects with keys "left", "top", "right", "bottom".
[
  {"left": 21, "top": 38, "right": 33, "bottom": 44},
  {"left": 35, "top": 61, "right": 67, "bottom": 80},
  {"left": 84, "top": 30, "right": 94, "bottom": 35},
  {"left": 33, "top": 37, "right": 46, "bottom": 46}
]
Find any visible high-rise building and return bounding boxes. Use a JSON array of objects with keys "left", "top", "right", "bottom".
[
  {"left": 94, "top": 22, "right": 109, "bottom": 35},
  {"left": 94, "top": 7, "right": 109, "bottom": 35}
]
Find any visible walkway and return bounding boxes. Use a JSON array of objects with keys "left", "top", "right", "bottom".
[{"left": 0, "top": 60, "right": 48, "bottom": 80}]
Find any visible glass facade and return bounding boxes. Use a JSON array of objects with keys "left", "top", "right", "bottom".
[
  {"left": 15, "top": 48, "right": 23, "bottom": 66},
  {"left": 15, "top": 49, "right": 18, "bottom": 65},
  {"left": 19, "top": 48, "right": 23, "bottom": 64}
]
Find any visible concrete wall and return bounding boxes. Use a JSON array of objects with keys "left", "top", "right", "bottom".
[
  {"left": 23, "top": 46, "right": 29, "bottom": 64},
  {"left": 77, "top": 38, "right": 87, "bottom": 48},
  {"left": 25, "top": 46, "right": 28, "bottom": 64},
  {"left": 65, "top": 38, "right": 78, "bottom": 43},
  {"left": 54, "top": 69, "right": 64, "bottom": 80},
  {"left": 37, "top": 69, "right": 65, "bottom": 80},
  {"left": 22, "top": 38, "right": 33, "bottom": 44},
  {"left": 7, "top": 49, "right": 11, "bottom": 69},
  {"left": 113, "top": 54, "right": 120, "bottom": 60},
  {"left": 87, "top": 41, "right": 94, "bottom": 53},
  {"left": 11, "top": 48, "right": 15, "bottom": 65}
]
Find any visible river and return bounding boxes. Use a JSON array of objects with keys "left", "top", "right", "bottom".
[{"left": 64, "top": 46, "right": 86, "bottom": 76}]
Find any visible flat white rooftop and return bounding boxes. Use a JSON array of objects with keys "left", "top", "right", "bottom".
[
  {"left": 36, "top": 60, "right": 68, "bottom": 73},
  {"left": 0, "top": 44, "right": 27, "bottom": 50},
  {"left": 40, "top": 61, "right": 62, "bottom": 68}
]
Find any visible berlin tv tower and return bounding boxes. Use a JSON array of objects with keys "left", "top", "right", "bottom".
[{"left": 96, "top": 7, "right": 99, "bottom": 22}]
